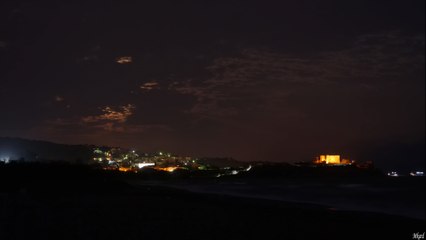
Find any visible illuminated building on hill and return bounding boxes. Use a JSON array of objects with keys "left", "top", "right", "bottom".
[{"left": 314, "top": 155, "right": 353, "bottom": 165}]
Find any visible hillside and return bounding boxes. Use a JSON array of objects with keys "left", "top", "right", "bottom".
[{"left": 0, "top": 137, "right": 92, "bottom": 163}]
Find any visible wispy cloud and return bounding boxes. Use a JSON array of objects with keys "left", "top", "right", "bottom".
[
  {"left": 28, "top": 103, "right": 172, "bottom": 144},
  {"left": 171, "top": 32, "right": 425, "bottom": 123},
  {"left": 77, "top": 55, "right": 99, "bottom": 63},
  {"left": 80, "top": 104, "right": 136, "bottom": 132},
  {"left": 54, "top": 96, "right": 65, "bottom": 102},
  {"left": 82, "top": 104, "right": 135, "bottom": 124},
  {"left": 140, "top": 82, "right": 160, "bottom": 91}
]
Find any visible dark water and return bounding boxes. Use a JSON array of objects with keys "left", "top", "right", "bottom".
[{"left": 135, "top": 177, "right": 425, "bottom": 219}]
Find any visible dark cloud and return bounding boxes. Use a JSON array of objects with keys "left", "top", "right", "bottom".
[
  {"left": 0, "top": 1, "right": 424, "bottom": 165},
  {"left": 0, "top": 41, "right": 7, "bottom": 49},
  {"left": 164, "top": 32, "right": 425, "bottom": 161},
  {"left": 172, "top": 32, "right": 424, "bottom": 122}
]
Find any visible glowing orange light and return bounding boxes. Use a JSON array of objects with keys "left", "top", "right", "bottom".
[
  {"left": 155, "top": 167, "right": 179, "bottom": 172},
  {"left": 118, "top": 167, "right": 133, "bottom": 172},
  {"left": 315, "top": 155, "right": 342, "bottom": 165}
]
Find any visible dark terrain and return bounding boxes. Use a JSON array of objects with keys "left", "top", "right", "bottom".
[{"left": 0, "top": 163, "right": 424, "bottom": 240}]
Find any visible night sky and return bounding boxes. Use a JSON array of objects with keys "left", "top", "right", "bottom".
[{"left": 0, "top": 0, "right": 424, "bottom": 169}]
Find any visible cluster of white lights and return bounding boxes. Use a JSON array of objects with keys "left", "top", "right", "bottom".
[
  {"left": 410, "top": 171, "right": 424, "bottom": 177},
  {"left": 136, "top": 163, "right": 155, "bottom": 169}
]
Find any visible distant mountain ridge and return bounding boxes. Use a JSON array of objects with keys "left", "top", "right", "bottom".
[
  {"left": 0, "top": 137, "right": 93, "bottom": 163},
  {"left": 197, "top": 157, "right": 247, "bottom": 168}
]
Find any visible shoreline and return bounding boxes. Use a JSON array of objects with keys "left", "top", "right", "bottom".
[
  {"left": 129, "top": 178, "right": 426, "bottom": 220},
  {"left": 1, "top": 178, "right": 424, "bottom": 240}
]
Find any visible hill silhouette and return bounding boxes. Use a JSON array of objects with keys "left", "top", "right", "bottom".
[{"left": 0, "top": 137, "right": 92, "bottom": 164}]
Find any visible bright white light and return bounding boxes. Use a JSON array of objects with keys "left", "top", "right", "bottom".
[
  {"left": 0, "top": 155, "right": 10, "bottom": 163},
  {"left": 387, "top": 172, "right": 399, "bottom": 177},
  {"left": 410, "top": 171, "right": 424, "bottom": 177},
  {"left": 136, "top": 163, "right": 155, "bottom": 169},
  {"left": 245, "top": 165, "right": 252, "bottom": 171}
]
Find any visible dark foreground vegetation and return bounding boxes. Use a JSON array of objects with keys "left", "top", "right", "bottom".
[{"left": 0, "top": 162, "right": 424, "bottom": 240}]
